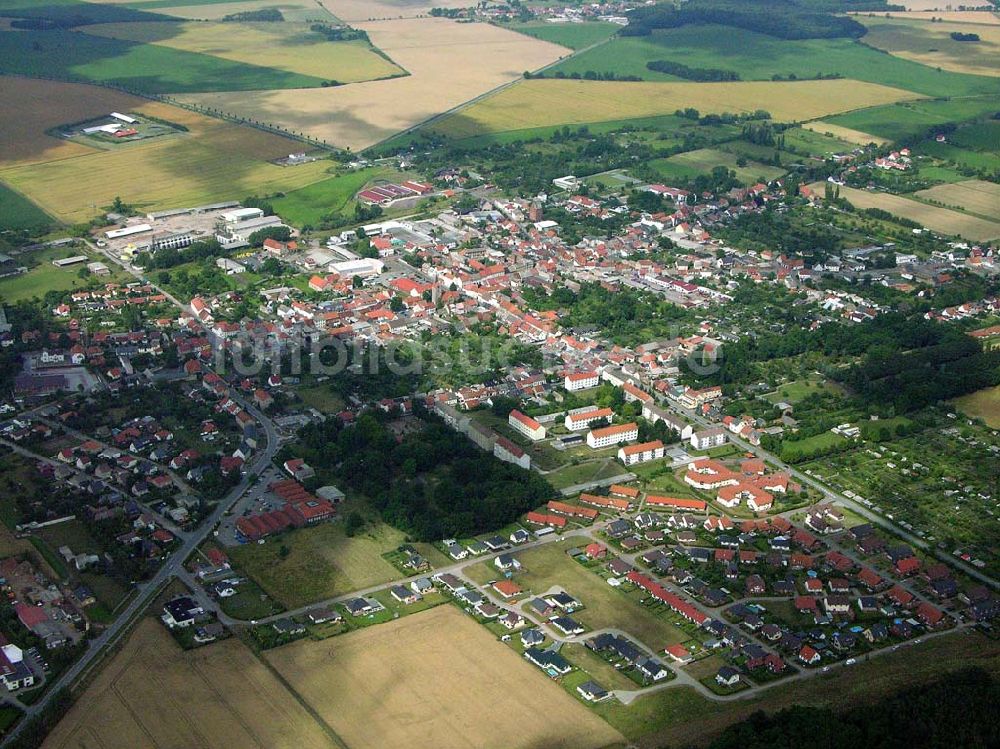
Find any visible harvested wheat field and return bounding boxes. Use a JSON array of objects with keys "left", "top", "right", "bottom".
[
  {"left": 85, "top": 21, "right": 403, "bottom": 83},
  {"left": 915, "top": 180, "right": 1000, "bottom": 221},
  {"left": 100, "top": 0, "right": 336, "bottom": 23},
  {"left": 801, "top": 121, "right": 889, "bottom": 146},
  {"left": 0, "top": 76, "right": 147, "bottom": 168},
  {"left": 267, "top": 605, "right": 624, "bottom": 749},
  {"left": 1, "top": 98, "right": 332, "bottom": 222},
  {"left": 319, "top": 0, "right": 471, "bottom": 23},
  {"left": 852, "top": 11, "right": 1000, "bottom": 24},
  {"left": 810, "top": 183, "right": 1000, "bottom": 241},
  {"left": 430, "top": 78, "right": 919, "bottom": 140},
  {"left": 897, "top": 0, "right": 966, "bottom": 9},
  {"left": 178, "top": 17, "right": 567, "bottom": 150},
  {"left": 862, "top": 18, "right": 1000, "bottom": 76},
  {"left": 42, "top": 618, "right": 337, "bottom": 749}
]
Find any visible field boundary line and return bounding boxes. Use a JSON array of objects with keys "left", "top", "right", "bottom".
[{"left": 248, "top": 646, "right": 350, "bottom": 749}]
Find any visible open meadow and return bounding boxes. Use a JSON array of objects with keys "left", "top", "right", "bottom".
[
  {"left": 41, "top": 618, "right": 337, "bottom": 749},
  {"left": 503, "top": 20, "right": 620, "bottom": 50},
  {"left": 914, "top": 180, "right": 1000, "bottom": 221},
  {"left": 266, "top": 604, "right": 624, "bottom": 749},
  {"left": 499, "top": 542, "right": 691, "bottom": 651},
  {"left": 0, "top": 82, "right": 334, "bottom": 223},
  {"left": 861, "top": 17, "right": 1000, "bottom": 78},
  {"left": 952, "top": 385, "right": 1000, "bottom": 428},
  {"left": 826, "top": 96, "right": 1000, "bottom": 143},
  {"left": 429, "top": 79, "right": 919, "bottom": 140},
  {"left": 84, "top": 20, "right": 403, "bottom": 82},
  {"left": 228, "top": 516, "right": 450, "bottom": 610},
  {"left": 650, "top": 148, "right": 786, "bottom": 185},
  {"left": 177, "top": 17, "right": 566, "bottom": 150},
  {"left": 809, "top": 183, "right": 1000, "bottom": 242}
]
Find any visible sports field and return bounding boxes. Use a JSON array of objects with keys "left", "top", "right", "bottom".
[
  {"left": 429, "top": 79, "right": 918, "bottom": 140},
  {"left": 543, "top": 24, "right": 1000, "bottom": 98},
  {"left": 952, "top": 385, "right": 1000, "bottom": 428},
  {"left": 266, "top": 605, "right": 624, "bottom": 749},
  {"left": 810, "top": 183, "right": 1000, "bottom": 241},
  {"left": 1, "top": 86, "right": 333, "bottom": 223},
  {"left": 861, "top": 18, "right": 1000, "bottom": 77},
  {"left": 178, "top": 17, "right": 566, "bottom": 150},
  {"left": 651, "top": 148, "right": 786, "bottom": 185},
  {"left": 85, "top": 21, "right": 403, "bottom": 82},
  {"left": 0, "top": 76, "right": 147, "bottom": 168},
  {"left": 41, "top": 618, "right": 337, "bottom": 749},
  {"left": 914, "top": 180, "right": 1000, "bottom": 221},
  {"left": 270, "top": 166, "right": 402, "bottom": 225}
]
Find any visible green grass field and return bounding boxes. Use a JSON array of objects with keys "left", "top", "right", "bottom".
[
  {"left": 507, "top": 543, "right": 690, "bottom": 651},
  {"left": 952, "top": 385, "right": 1000, "bottom": 428},
  {"left": 0, "top": 182, "right": 55, "bottom": 231},
  {"left": 780, "top": 127, "right": 857, "bottom": 158},
  {"left": 228, "top": 515, "right": 451, "bottom": 609},
  {"left": 270, "top": 166, "right": 398, "bottom": 226},
  {"left": 827, "top": 96, "right": 1000, "bottom": 142},
  {"left": 0, "top": 247, "right": 126, "bottom": 303},
  {"left": 543, "top": 25, "right": 1000, "bottom": 98},
  {"left": 650, "top": 148, "right": 786, "bottom": 185},
  {"left": 0, "top": 27, "right": 325, "bottom": 93},
  {"left": 503, "top": 20, "right": 619, "bottom": 50}
]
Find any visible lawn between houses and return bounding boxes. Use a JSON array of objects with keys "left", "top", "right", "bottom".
[
  {"left": 468, "top": 542, "right": 693, "bottom": 652},
  {"left": 227, "top": 514, "right": 451, "bottom": 610}
]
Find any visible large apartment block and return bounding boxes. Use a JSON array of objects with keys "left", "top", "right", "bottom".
[
  {"left": 508, "top": 409, "right": 546, "bottom": 441},
  {"left": 587, "top": 422, "right": 638, "bottom": 449}
]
